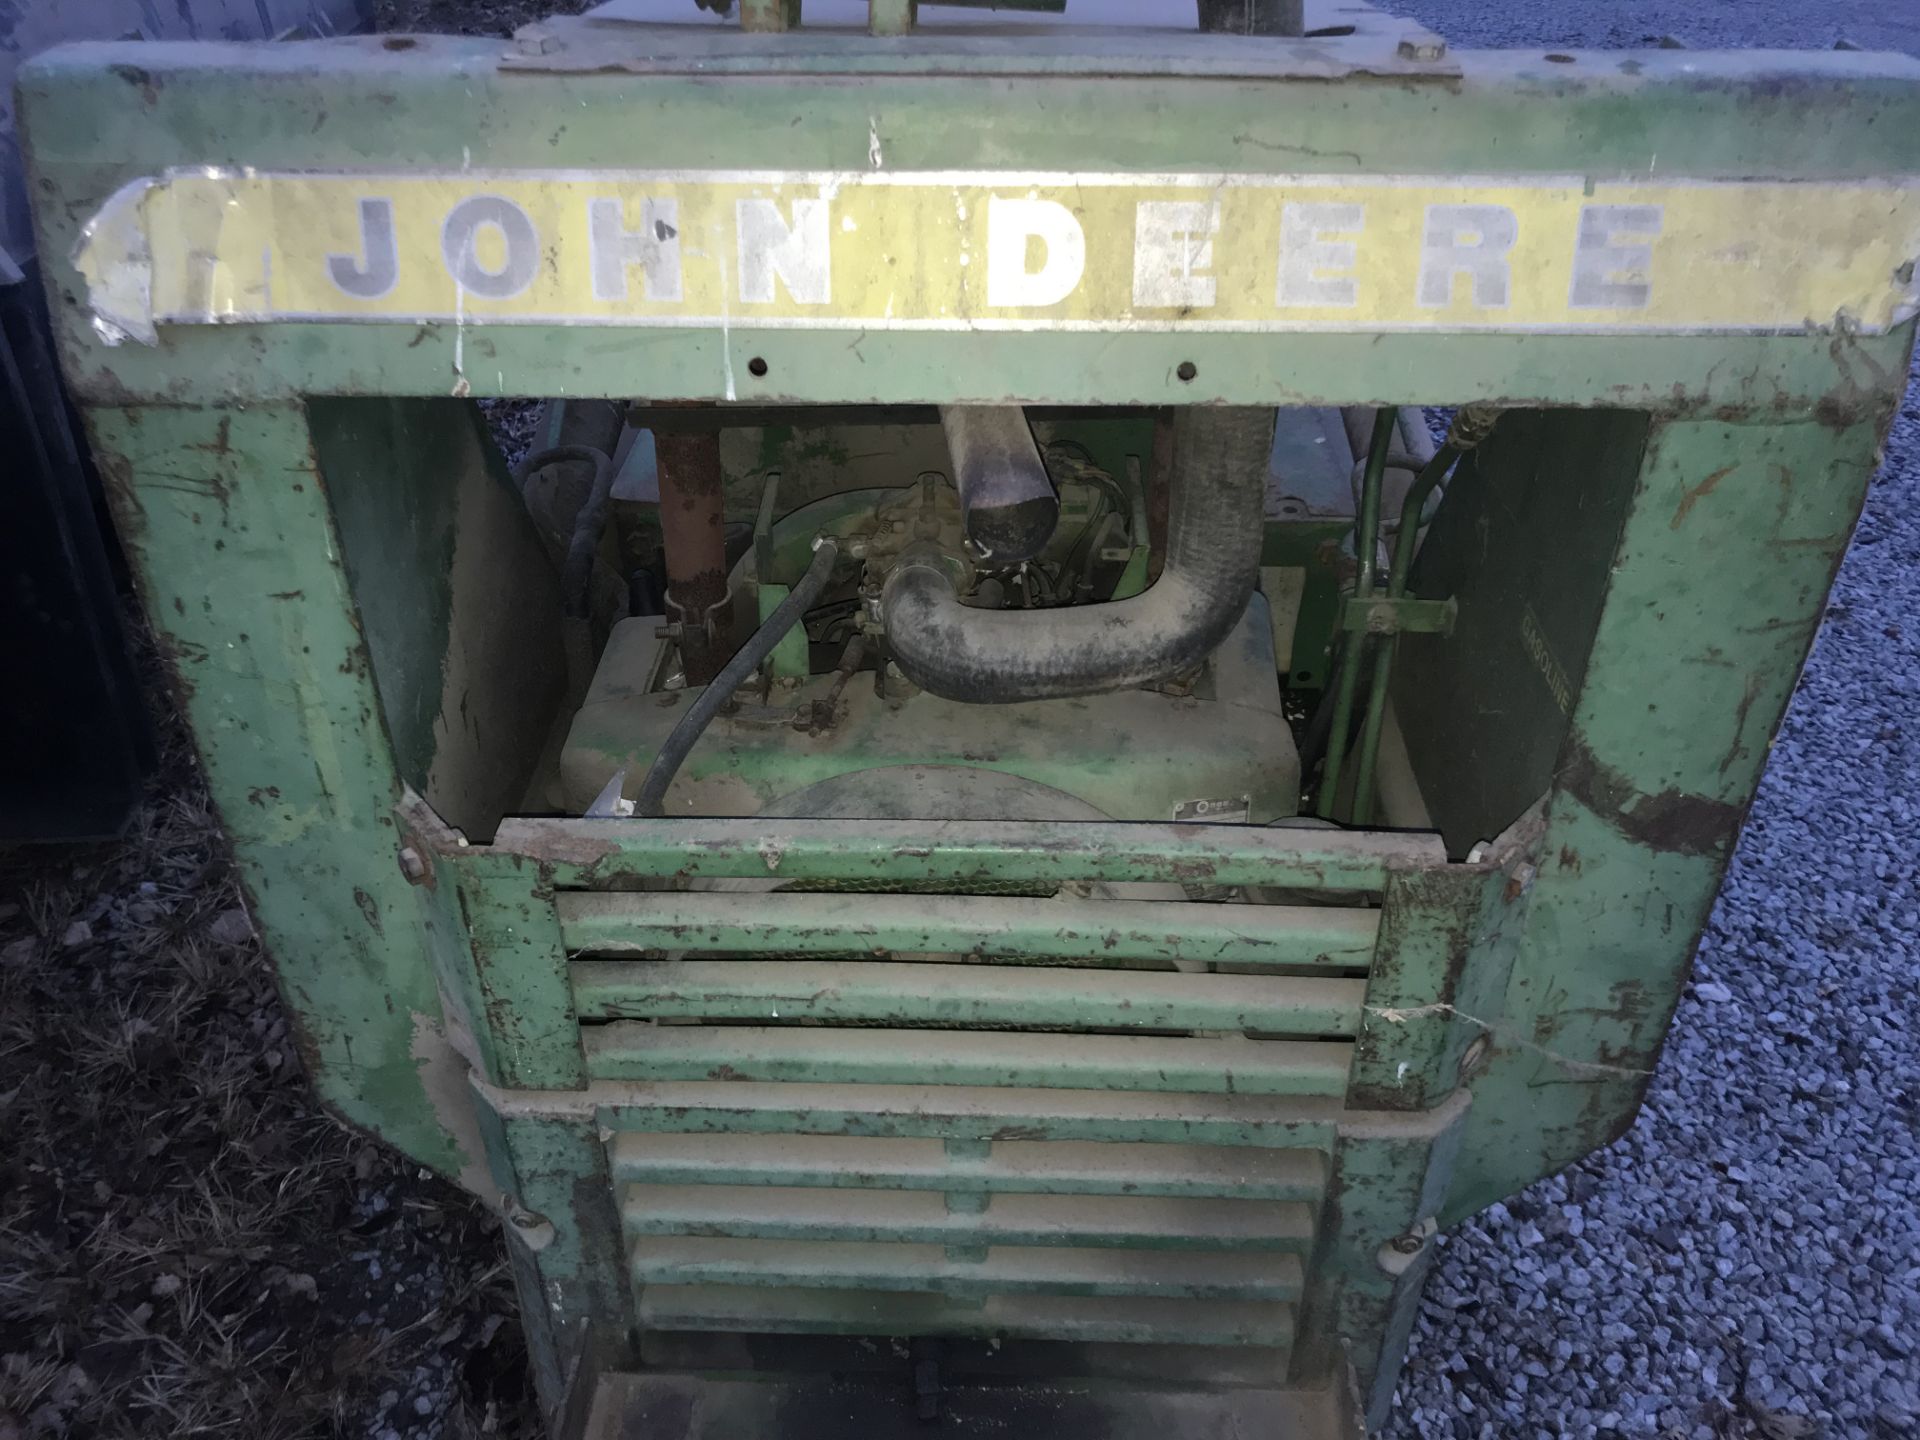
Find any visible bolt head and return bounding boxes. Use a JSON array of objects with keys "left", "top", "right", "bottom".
[
  {"left": 514, "top": 25, "right": 557, "bottom": 55},
  {"left": 1389, "top": 1231, "right": 1425, "bottom": 1255},
  {"left": 397, "top": 846, "right": 428, "bottom": 884}
]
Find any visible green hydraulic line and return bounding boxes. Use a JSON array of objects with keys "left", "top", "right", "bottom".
[
  {"left": 1350, "top": 442, "right": 1460, "bottom": 826},
  {"left": 1349, "top": 405, "right": 1502, "bottom": 826},
  {"left": 1315, "top": 407, "right": 1399, "bottom": 820}
]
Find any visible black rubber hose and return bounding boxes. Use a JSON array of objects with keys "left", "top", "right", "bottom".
[
  {"left": 515, "top": 444, "right": 616, "bottom": 619},
  {"left": 636, "top": 538, "right": 841, "bottom": 817},
  {"left": 941, "top": 404, "right": 1059, "bottom": 566},
  {"left": 881, "top": 407, "right": 1275, "bottom": 703}
]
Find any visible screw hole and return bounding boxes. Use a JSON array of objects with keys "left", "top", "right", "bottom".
[
  {"left": 747, "top": 356, "right": 769, "bottom": 377},
  {"left": 383, "top": 36, "right": 417, "bottom": 50},
  {"left": 1294, "top": 669, "right": 1314, "bottom": 682},
  {"left": 1544, "top": 52, "right": 1575, "bottom": 62},
  {"left": 1176, "top": 360, "right": 1198, "bottom": 383}
]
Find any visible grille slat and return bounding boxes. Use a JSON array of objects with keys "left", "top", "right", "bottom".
[
  {"left": 572, "top": 958, "right": 1367, "bottom": 1034},
  {"left": 621, "top": 1184, "right": 1317, "bottom": 1251},
  {"left": 608, "top": 1132, "right": 1328, "bottom": 1200},
  {"left": 631, "top": 1236, "right": 1304, "bottom": 1301},
  {"left": 583, "top": 1024, "right": 1353, "bottom": 1094},
  {"left": 556, "top": 889, "right": 1379, "bottom": 969}
]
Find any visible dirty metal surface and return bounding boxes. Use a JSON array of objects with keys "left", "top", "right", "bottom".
[
  {"left": 553, "top": 887, "right": 1380, "bottom": 966},
  {"left": 606, "top": 1131, "right": 1329, "bottom": 1198},
  {"left": 559, "top": 599, "right": 1297, "bottom": 822},
  {"left": 23, "top": 39, "right": 1920, "bottom": 409},
  {"left": 483, "top": 813, "right": 1446, "bottom": 889}
]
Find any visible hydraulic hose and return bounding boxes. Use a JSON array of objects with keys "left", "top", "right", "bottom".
[
  {"left": 1314, "top": 407, "right": 1399, "bottom": 819},
  {"left": 515, "top": 444, "right": 616, "bottom": 713},
  {"left": 636, "top": 538, "right": 840, "bottom": 817},
  {"left": 881, "top": 407, "right": 1275, "bottom": 703},
  {"left": 513, "top": 444, "right": 616, "bottom": 620}
]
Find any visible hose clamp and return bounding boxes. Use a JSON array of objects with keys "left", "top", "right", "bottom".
[{"left": 1446, "top": 403, "right": 1503, "bottom": 451}]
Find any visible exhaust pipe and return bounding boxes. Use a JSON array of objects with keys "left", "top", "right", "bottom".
[{"left": 883, "top": 407, "right": 1273, "bottom": 704}]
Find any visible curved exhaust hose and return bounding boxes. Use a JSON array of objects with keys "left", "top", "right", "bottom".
[{"left": 882, "top": 407, "right": 1275, "bottom": 704}]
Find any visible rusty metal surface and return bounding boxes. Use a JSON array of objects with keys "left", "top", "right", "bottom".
[{"left": 653, "top": 420, "right": 735, "bottom": 686}]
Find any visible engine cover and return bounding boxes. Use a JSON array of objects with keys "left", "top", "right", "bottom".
[{"left": 561, "top": 595, "right": 1299, "bottom": 822}]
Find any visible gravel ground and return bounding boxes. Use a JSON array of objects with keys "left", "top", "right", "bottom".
[{"left": 1384, "top": 8, "right": 1920, "bottom": 1440}]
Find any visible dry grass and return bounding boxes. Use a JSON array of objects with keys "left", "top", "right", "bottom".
[{"left": 0, "top": 632, "right": 539, "bottom": 1440}]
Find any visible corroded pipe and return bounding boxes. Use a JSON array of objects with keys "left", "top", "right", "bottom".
[{"left": 654, "top": 417, "right": 733, "bottom": 686}]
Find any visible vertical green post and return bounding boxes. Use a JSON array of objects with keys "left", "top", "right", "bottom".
[
  {"left": 1348, "top": 866, "right": 1520, "bottom": 1110},
  {"left": 473, "top": 1089, "right": 637, "bottom": 1418},
  {"left": 1447, "top": 414, "right": 1887, "bottom": 1216},
  {"left": 84, "top": 403, "right": 471, "bottom": 1180},
  {"left": 456, "top": 854, "right": 589, "bottom": 1090}
]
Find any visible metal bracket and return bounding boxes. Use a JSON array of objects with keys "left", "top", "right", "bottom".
[{"left": 1341, "top": 595, "right": 1457, "bottom": 636}]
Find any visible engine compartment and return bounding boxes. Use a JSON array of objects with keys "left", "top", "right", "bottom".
[{"left": 556, "top": 417, "right": 1300, "bottom": 822}]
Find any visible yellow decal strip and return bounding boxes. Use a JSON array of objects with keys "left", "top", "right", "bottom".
[{"left": 75, "top": 169, "right": 1920, "bottom": 346}]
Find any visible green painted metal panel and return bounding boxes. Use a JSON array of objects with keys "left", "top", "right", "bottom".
[
  {"left": 470, "top": 1091, "right": 638, "bottom": 1400},
  {"left": 607, "top": 1133, "right": 1329, "bottom": 1200},
  {"left": 493, "top": 815, "right": 1443, "bottom": 890},
  {"left": 1346, "top": 867, "right": 1501, "bottom": 1109},
  {"left": 1447, "top": 415, "right": 1891, "bottom": 1218},
  {"left": 630, "top": 1235, "right": 1305, "bottom": 1301},
  {"left": 308, "top": 398, "right": 568, "bottom": 842},
  {"left": 455, "top": 855, "right": 589, "bottom": 1090},
  {"left": 570, "top": 960, "right": 1369, "bottom": 1034},
  {"left": 555, "top": 889, "right": 1380, "bottom": 967},
  {"left": 21, "top": 42, "right": 1920, "bottom": 412},
  {"left": 1311, "top": 1097, "right": 1471, "bottom": 1427},
  {"left": 620, "top": 1185, "right": 1317, "bottom": 1251},
  {"left": 82, "top": 402, "right": 470, "bottom": 1180},
  {"left": 582, "top": 1025, "right": 1354, "bottom": 1094}
]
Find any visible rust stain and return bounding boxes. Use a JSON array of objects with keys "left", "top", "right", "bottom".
[
  {"left": 1815, "top": 332, "right": 1898, "bottom": 432},
  {"left": 1608, "top": 979, "right": 1652, "bottom": 1025},
  {"left": 1718, "top": 672, "right": 1765, "bottom": 776},
  {"left": 1557, "top": 735, "right": 1742, "bottom": 858},
  {"left": 1669, "top": 464, "right": 1735, "bottom": 530},
  {"left": 352, "top": 886, "right": 384, "bottom": 936},
  {"left": 185, "top": 414, "right": 233, "bottom": 458},
  {"left": 107, "top": 62, "right": 161, "bottom": 107}
]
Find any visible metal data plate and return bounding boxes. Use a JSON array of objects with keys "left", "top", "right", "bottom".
[{"left": 71, "top": 168, "right": 1920, "bottom": 348}]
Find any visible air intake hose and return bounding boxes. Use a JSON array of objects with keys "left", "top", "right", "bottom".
[{"left": 882, "top": 407, "right": 1274, "bottom": 703}]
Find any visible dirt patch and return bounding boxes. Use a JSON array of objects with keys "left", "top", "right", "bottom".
[{"left": 0, "top": 624, "right": 540, "bottom": 1440}]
